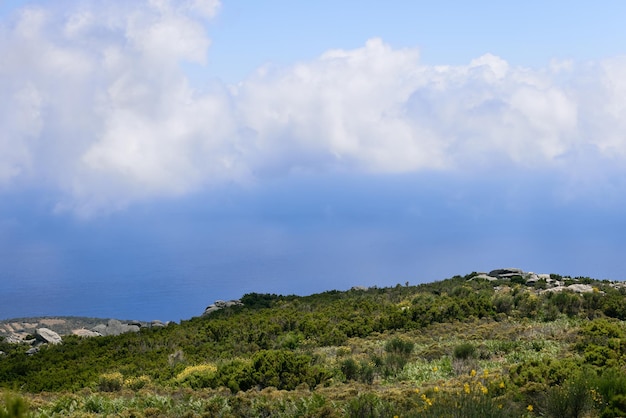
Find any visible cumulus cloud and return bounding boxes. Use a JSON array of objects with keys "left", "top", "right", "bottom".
[{"left": 0, "top": 1, "right": 625, "bottom": 215}]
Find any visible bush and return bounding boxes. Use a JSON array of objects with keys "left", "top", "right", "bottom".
[
  {"left": 543, "top": 372, "right": 592, "bottom": 418},
  {"left": 98, "top": 371, "right": 123, "bottom": 392},
  {"left": 385, "top": 337, "right": 414, "bottom": 355},
  {"left": 454, "top": 343, "right": 476, "bottom": 360},
  {"left": 174, "top": 363, "right": 218, "bottom": 389},
  {"left": 0, "top": 392, "right": 28, "bottom": 418}
]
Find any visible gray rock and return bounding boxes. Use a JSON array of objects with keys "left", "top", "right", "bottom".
[
  {"left": 567, "top": 284, "right": 594, "bottom": 293},
  {"left": 90, "top": 320, "right": 140, "bottom": 336},
  {"left": 92, "top": 324, "right": 107, "bottom": 335},
  {"left": 26, "top": 346, "right": 39, "bottom": 355},
  {"left": 203, "top": 306, "right": 220, "bottom": 315},
  {"left": 150, "top": 320, "right": 165, "bottom": 328},
  {"left": 351, "top": 286, "right": 369, "bottom": 291},
  {"left": 202, "top": 299, "right": 243, "bottom": 316},
  {"left": 473, "top": 273, "right": 497, "bottom": 281},
  {"left": 35, "top": 328, "right": 62, "bottom": 345},
  {"left": 5, "top": 333, "right": 23, "bottom": 344},
  {"left": 488, "top": 268, "right": 524, "bottom": 278},
  {"left": 73, "top": 329, "right": 101, "bottom": 338}
]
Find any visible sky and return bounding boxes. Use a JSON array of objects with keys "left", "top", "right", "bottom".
[{"left": 2, "top": 0, "right": 626, "bottom": 320}]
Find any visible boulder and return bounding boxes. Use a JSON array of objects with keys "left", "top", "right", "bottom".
[
  {"left": 73, "top": 329, "right": 101, "bottom": 338},
  {"left": 91, "top": 320, "right": 140, "bottom": 336},
  {"left": 35, "top": 328, "right": 62, "bottom": 345},
  {"left": 150, "top": 320, "right": 166, "bottom": 328},
  {"left": 202, "top": 299, "right": 243, "bottom": 316},
  {"left": 488, "top": 268, "right": 524, "bottom": 278},
  {"left": 473, "top": 273, "right": 497, "bottom": 281},
  {"left": 5, "top": 333, "right": 23, "bottom": 344},
  {"left": 26, "top": 346, "right": 39, "bottom": 355},
  {"left": 567, "top": 284, "right": 594, "bottom": 293}
]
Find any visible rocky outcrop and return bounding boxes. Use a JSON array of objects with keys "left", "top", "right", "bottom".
[
  {"left": 35, "top": 328, "right": 62, "bottom": 345},
  {"left": 542, "top": 284, "right": 596, "bottom": 294},
  {"left": 73, "top": 328, "right": 102, "bottom": 338},
  {"left": 202, "top": 299, "right": 243, "bottom": 316},
  {"left": 92, "top": 319, "right": 140, "bottom": 337},
  {"left": 488, "top": 268, "right": 525, "bottom": 279}
]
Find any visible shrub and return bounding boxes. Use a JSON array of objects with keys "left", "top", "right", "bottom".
[
  {"left": 543, "top": 371, "right": 592, "bottom": 418},
  {"left": 98, "top": 371, "right": 123, "bottom": 392},
  {"left": 0, "top": 392, "right": 28, "bottom": 418},
  {"left": 454, "top": 343, "right": 476, "bottom": 360},
  {"left": 174, "top": 363, "right": 217, "bottom": 389},
  {"left": 385, "top": 337, "right": 414, "bottom": 355}
]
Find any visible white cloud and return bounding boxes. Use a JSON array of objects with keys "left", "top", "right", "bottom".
[{"left": 1, "top": 1, "right": 626, "bottom": 215}]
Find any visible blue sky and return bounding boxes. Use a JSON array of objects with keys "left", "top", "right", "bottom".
[{"left": 1, "top": 0, "right": 626, "bottom": 320}]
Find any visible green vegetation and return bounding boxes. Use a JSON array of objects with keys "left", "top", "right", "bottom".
[{"left": 2, "top": 273, "right": 626, "bottom": 416}]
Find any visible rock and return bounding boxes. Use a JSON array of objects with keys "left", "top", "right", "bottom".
[
  {"left": 73, "top": 329, "right": 101, "bottom": 338},
  {"left": 567, "top": 284, "right": 594, "bottom": 293},
  {"left": 202, "top": 299, "right": 243, "bottom": 316},
  {"left": 473, "top": 273, "right": 497, "bottom": 281},
  {"left": 0, "top": 351, "right": 5, "bottom": 356},
  {"left": 91, "top": 320, "right": 140, "bottom": 336},
  {"left": 5, "top": 333, "right": 23, "bottom": 344},
  {"left": 351, "top": 286, "right": 369, "bottom": 291},
  {"left": 92, "top": 324, "right": 107, "bottom": 335},
  {"left": 150, "top": 320, "right": 165, "bottom": 328},
  {"left": 26, "top": 346, "right": 39, "bottom": 355},
  {"left": 488, "top": 268, "right": 524, "bottom": 278},
  {"left": 35, "top": 328, "right": 62, "bottom": 345}
]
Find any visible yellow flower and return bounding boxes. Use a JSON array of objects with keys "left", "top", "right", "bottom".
[
  {"left": 499, "top": 381, "right": 505, "bottom": 389},
  {"left": 432, "top": 366, "right": 438, "bottom": 372},
  {"left": 414, "top": 388, "right": 420, "bottom": 394},
  {"left": 434, "top": 386, "right": 440, "bottom": 393},
  {"left": 470, "top": 369, "right": 477, "bottom": 377},
  {"left": 464, "top": 383, "right": 470, "bottom": 394},
  {"left": 483, "top": 369, "right": 489, "bottom": 378},
  {"left": 481, "top": 386, "right": 488, "bottom": 395},
  {"left": 527, "top": 404, "right": 534, "bottom": 412}
]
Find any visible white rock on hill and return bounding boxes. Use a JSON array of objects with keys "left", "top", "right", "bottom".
[{"left": 35, "top": 328, "right": 62, "bottom": 345}]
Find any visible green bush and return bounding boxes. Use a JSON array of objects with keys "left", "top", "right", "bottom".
[
  {"left": 97, "top": 371, "right": 123, "bottom": 392},
  {"left": 543, "top": 371, "right": 592, "bottom": 418},
  {"left": 453, "top": 343, "right": 476, "bottom": 360},
  {"left": 0, "top": 392, "right": 28, "bottom": 418}
]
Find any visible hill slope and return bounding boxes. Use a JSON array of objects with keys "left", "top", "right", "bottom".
[{"left": 2, "top": 269, "right": 626, "bottom": 417}]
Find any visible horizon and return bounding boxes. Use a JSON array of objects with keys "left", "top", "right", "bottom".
[{"left": 2, "top": 1, "right": 626, "bottom": 321}]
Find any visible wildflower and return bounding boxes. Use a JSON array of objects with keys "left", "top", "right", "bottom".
[
  {"left": 483, "top": 369, "right": 489, "bottom": 378},
  {"left": 527, "top": 404, "right": 534, "bottom": 412},
  {"left": 464, "top": 383, "right": 470, "bottom": 394},
  {"left": 499, "top": 381, "right": 505, "bottom": 389},
  {"left": 470, "top": 369, "right": 477, "bottom": 377},
  {"left": 481, "top": 386, "right": 488, "bottom": 395},
  {"left": 434, "top": 386, "right": 440, "bottom": 393},
  {"left": 432, "top": 366, "right": 438, "bottom": 372},
  {"left": 414, "top": 388, "right": 420, "bottom": 394}
]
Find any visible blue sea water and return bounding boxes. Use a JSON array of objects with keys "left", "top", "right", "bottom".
[{"left": 2, "top": 172, "right": 624, "bottom": 322}]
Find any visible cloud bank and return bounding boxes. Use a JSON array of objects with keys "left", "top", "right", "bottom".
[{"left": 1, "top": 0, "right": 625, "bottom": 215}]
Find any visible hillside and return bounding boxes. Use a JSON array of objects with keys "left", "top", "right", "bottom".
[{"left": 2, "top": 269, "right": 626, "bottom": 417}]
